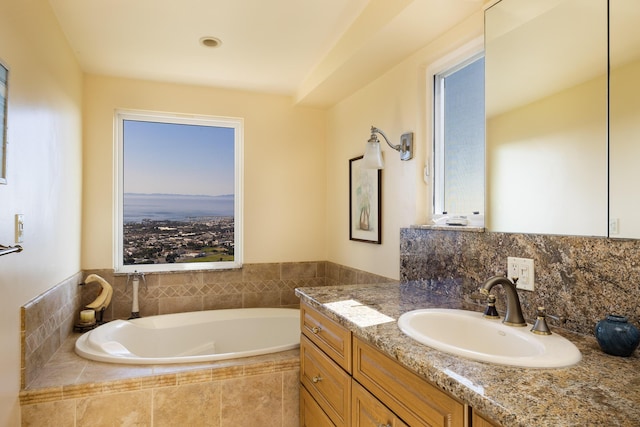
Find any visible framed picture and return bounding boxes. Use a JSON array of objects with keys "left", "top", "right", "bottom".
[
  {"left": 349, "top": 156, "right": 381, "bottom": 244},
  {"left": 0, "top": 60, "right": 7, "bottom": 185}
]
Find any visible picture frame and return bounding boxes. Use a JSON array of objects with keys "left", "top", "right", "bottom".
[
  {"left": 0, "top": 60, "right": 7, "bottom": 185},
  {"left": 349, "top": 155, "right": 381, "bottom": 244}
]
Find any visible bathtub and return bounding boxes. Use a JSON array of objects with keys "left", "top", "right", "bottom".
[{"left": 75, "top": 308, "right": 300, "bottom": 364}]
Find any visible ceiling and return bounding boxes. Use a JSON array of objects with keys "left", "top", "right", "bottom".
[{"left": 48, "top": 0, "right": 483, "bottom": 107}]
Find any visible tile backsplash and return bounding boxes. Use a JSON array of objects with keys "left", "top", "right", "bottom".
[
  {"left": 21, "top": 272, "right": 84, "bottom": 388},
  {"left": 83, "top": 262, "right": 391, "bottom": 321},
  {"left": 400, "top": 227, "right": 640, "bottom": 336}
]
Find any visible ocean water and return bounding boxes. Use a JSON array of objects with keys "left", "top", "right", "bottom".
[{"left": 124, "top": 193, "right": 234, "bottom": 223}]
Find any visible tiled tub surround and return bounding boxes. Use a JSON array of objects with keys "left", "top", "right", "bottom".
[
  {"left": 20, "top": 336, "right": 300, "bottom": 427},
  {"left": 296, "top": 283, "right": 640, "bottom": 426},
  {"left": 400, "top": 227, "right": 640, "bottom": 336},
  {"left": 20, "top": 261, "right": 392, "bottom": 425},
  {"left": 22, "top": 261, "right": 391, "bottom": 389},
  {"left": 21, "top": 272, "right": 84, "bottom": 390}
]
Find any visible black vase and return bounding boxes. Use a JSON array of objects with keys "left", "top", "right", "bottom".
[{"left": 595, "top": 314, "right": 640, "bottom": 357}]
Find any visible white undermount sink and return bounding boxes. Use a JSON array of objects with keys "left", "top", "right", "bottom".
[{"left": 397, "top": 308, "right": 581, "bottom": 368}]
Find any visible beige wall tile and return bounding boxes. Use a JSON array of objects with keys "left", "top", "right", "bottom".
[
  {"left": 316, "top": 261, "right": 326, "bottom": 279},
  {"left": 282, "top": 370, "right": 300, "bottom": 427},
  {"left": 76, "top": 390, "right": 152, "bottom": 426},
  {"left": 243, "top": 291, "right": 280, "bottom": 308},
  {"left": 158, "top": 272, "right": 203, "bottom": 287},
  {"left": 112, "top": 295, "right": 159, "bottom": 320},
  {"left": 202, "top": 269, "right": 243, "bottom": 283},
  {"left": 280, "top": 289, "right": 300, "bottom": 306},
  {"left": 158, "top": 296, "right": 203, "bottom": 314},
  {"left": 154, "top": 382, "right": 221, "bottom": 427},
  {"left": 243, "top": 263, "right": 280, "bottom": 281},
  {"left": 22, "top": 273, "right": 85, "bottom": 388},
  {"left": 281, "top": 262, "right": 318, "bottom": 280},
  {"left": 220, "top": 372, "right": 283, "bottom": 426},
  {"left": 203, "top": 293, "right": 243, "bottom": 310},
  {"left": 22, "top": 399, "right": 75, "bottom": 427},
  {"left": 325, "top": 262, "right": 341, "bottom": 281},
  {"left": 339, "top": 266, "right": 358, "bottom": 284}
]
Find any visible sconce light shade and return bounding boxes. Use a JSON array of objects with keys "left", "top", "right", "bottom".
[
  {"left": 363, "top": 126, "right": 413, "bottom": 169},
  {"left": 364, "top": 135, "right": 384, "bottom": 169}
]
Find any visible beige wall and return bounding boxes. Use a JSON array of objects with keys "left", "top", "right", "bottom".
[
  {"left": 0, "top": 0, "right": 83, "bottom": 424},
  {"left": 82, "top": 76, "right": 327, "bottom": 269},
  {"left": 325, "top": 11, "right": 484, "bottom": 280}
]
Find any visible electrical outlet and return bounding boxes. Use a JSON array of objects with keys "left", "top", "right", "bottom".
[
  {"left": 609, "top": 218, "right": 619, "bottom": 235},
  {"left": 507, "top": 256, "right": 535, "bottom": 291}
]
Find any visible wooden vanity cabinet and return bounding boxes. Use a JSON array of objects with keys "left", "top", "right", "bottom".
[
  {"left": 353, "top": 337, "right": 466, "bottom": 427},
  {"left": 300, "top": 301, "right": 499, "bottom": 427},
  {"left": 471, "top": 411, "right": 499, "bottom": 427},
  {"left": 301, "top": 334, "right": 351, "bottom": 426},
  {"left": 352, "top": 379, "right": 408, "bottom": 427},
  {"left": 301, "top": 385, "right": 335, "bottom": 427},
  {"left": 301, "top": 301, "right": 352, "bottom": 372},
  {"left": 300, "top": 302, "right": 352, "bottom": 426}
]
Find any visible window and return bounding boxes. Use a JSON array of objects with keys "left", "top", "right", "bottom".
[
  {"left": 115, "top": 110, "right": 243, "bottom": 273},
  {"left": 433, "top": 53, "right": 485, "bottom": 222}
]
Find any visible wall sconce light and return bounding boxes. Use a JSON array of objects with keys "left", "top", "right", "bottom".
[{"left": 363, "top": 126, "right": 413, "bottom": 169}]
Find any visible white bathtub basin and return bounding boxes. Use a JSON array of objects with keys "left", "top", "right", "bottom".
[
  {"left": 75, "top": 308, "right": 300, "bottom": 364},
  {"left": 397, "top": 308, "right": 581, "bottom": 368}
]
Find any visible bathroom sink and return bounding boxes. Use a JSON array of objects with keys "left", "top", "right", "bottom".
[{"left": 397, "top": 309, "right": 581, "bottom": 368}]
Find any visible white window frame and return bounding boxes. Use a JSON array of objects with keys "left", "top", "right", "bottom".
[
  {"left": 114, "top": 109, "right": 244, "bottom": 273},
  {"left": 428, "top": 37, "right": 485, "bottom": 225}
]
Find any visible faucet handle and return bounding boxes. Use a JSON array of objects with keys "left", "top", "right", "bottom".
[
  {"left": 531, "top": 306, "right": 552, "bottom": 335},
  {"left": 126, "top": 271, "right": 148, "bottom": 290},
  {"left": 483, "top": 294, "right": 500, "bottom": 319},
  {"left": 545, "top": 311, "right": 567, "bottom": 324},
  {"left": 139, "top": 272, "right": 148, "bottom": 290}
]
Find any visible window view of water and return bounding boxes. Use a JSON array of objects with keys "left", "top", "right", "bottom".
[
  {"left": 124, "top": 193, "right": 234, "bottom": 223},
  {"left": 123, "top": 193, "right": 235, "bottom": 265},
  {"left": 118, "top": 116, "right": 240, "bottom": 268}
]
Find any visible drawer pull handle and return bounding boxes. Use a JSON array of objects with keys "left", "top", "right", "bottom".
[
  {"left": 311, "top": 326, "right": 321, "bottom": 334},
  {"left": 312, "top": 375, "right": 323, "bottom": 383}
]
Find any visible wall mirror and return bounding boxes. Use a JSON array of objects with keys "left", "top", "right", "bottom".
[
  {"left": 485, "top": 0, "right": 608, "bottom": 236},
  {"left": 610, "top": 0, "right": 640, "bottom": 239}
]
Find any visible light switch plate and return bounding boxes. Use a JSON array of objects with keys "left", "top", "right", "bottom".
[{"left": 15, "top": 214, "right": 24, "bottom": 243}]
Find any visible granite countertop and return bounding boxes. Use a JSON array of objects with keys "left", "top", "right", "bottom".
[{"left": 295, "top": 282, "right": 640, "bottom": 427}]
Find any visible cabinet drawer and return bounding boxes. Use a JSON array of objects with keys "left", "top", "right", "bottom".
[
  {"left": 352, "top": 380, "right": 408, "bottom": 427},
  {"left": 301, "top": 385, "right": 336, "bottom": 427},
  {"left": 353, "top": 337, "right": 467, "bottom": 427},
  {"left": 472, "top": 410, "right": 499, "bottom": 427},
  {"left": 301, "top": 334, "right": 351, "bottom": 427},
  {"left": 301, "top": 302, "right": 352, "bottom": 372}
]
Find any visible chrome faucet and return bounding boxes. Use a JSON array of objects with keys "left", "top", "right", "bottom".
[{"left": 480, "top": 276, "right": 527, "bottom": 327}]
